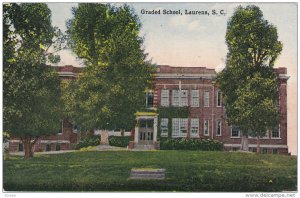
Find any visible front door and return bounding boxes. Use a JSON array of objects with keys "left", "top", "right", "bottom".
[{"left": 139, "top": 119, "right": 154, "bottom": 144}]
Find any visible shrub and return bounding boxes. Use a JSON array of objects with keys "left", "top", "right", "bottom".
[
  {"left": 160, "top": 138, "right": 223, "bottom": 151},
  {"left": 109, "top": 136, "right": 130, "bottom": 147},
  {"left": 75, "top": 135, "right": 100, "bottom": 150}
]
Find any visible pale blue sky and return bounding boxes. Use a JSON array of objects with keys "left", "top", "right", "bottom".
[
  {"left": 47, "top": 3, "right": 297, "bottom": 71},
  {"left": 47, "top": 2, "right": 297, "bottom": 154}
]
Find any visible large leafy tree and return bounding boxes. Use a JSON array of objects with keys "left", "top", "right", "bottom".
[
  {"left": 3, "top": 3, "right": 63, "bottom": 158},
  {"left": 217, "top": 5, "right": 282, "bottom": 152},
  {"left": 64, "top": 3, "right": 154, "bottom": 132}
]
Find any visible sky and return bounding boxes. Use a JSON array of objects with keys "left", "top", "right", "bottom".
[{"left": 47, "top": 2, "right": 297, "bottom": 155}]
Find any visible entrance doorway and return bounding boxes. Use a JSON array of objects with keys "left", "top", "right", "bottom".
[{"left": 139, "top": 119, "right": 154, "bottom": 144}]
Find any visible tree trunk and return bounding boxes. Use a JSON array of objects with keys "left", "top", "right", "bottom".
[
  {"left": 240, "top": 134, "right": 249, "bottom": 151},
  {"left": 121, "top": 129, "right": 124, "bottom": 137},
  {"left": 256, "top": 137, "right": 261, "bottom": 154},
  {"left": 24, "top": 140, "right": 32, "bottom": 159},
  {"left": 23, "top": 137, "right": 36, "bottom": 159}
]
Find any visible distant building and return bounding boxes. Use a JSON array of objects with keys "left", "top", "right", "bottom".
[
  {"left": 8, "top": 66, "right": 81, "bottom": 152},
  {"left": 9, "top": 65, "right": 289, "bottom": 154}
]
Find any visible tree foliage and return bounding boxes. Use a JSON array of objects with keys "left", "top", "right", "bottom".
[
  {"left": 64, "top": 3, "right": 154, "bottom": 131},
  {"left": 3, "top": 3, "right": 63, "bottom": 158},
  {"left": 217, "top": 5, "right": 282, "bottom": 140}
]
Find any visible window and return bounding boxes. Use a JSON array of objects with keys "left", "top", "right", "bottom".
[
  {"left": 261, "top": 148, "right": 268, "bottom": 154},
  {"left": 180, "top": 90, "right": 188, "bottom": 106},
  {"left": 180, "top": 119, "right": 188, "bottom": 135},
  {"left": 140, "top": 119, "right": 153, "bottom": 128},
  {"left": 160, "top": 118, "right": 168, "bottom": 137},
  {"left": 172, "top": 90, "right": 180, "bottom": 106},
  {"left": 204, "top": 91, "right": 210, "bottom": 107},
  {"left": 18, "top": 143, "right": 24, "bottom": 152},
  {"left": 58, "top": 121, "right": 63, "bottom": 135},
  {"left": 46, "top": 144, "right": 51, "bottom": 151},
  {"left": 271, "top": 125, "right": 280, "bottom": 138},
  {"left": 272, "top": 149, "right": 278, "bottom": 154},
  {"left": 217, "top": 91, "right": 222, "bottom": 107},
  {"left": 232, "top": 147, "right": 239, "bottom": 151},
  {"left": 172, "top": 118, "right": 180, "bottom": 137},
  {"left": 172, "top": 90, "right": 188, "bottom": 107},
  {"left": 191, "top": 119, "right": 199, "bottom": 137},
  {"left": 216, "top": 120, "right": 222, "bottom": 136},
  {"left": 161, "top": 89, "right": 169, "bottom": 107},
  {"left": 191, "top": 90, "right": 199, "bottom": 107},
  {"left": 146, "top": 91, "right": 154, "bottom": 108},
  {"left": 204, "top": 120, "right": 209, "bottom": 136},
  {"left": 231, "top": 126, "right": 240, "bottom": 138},
  {"left": 56, "top": 144, "right": 61, "bottom": 151},
  {"left": 172, "top": 118, "right": 188, "bottom": 137},
  {"left": 73, "top": 124, "right": 79, "bottom": 133}
]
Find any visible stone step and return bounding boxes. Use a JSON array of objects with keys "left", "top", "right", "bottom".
[
  {"left": 131, "top": 169, "right": 165, "bottom": 175},
  {"left": 130, "top": 168, "right": 166, "bottom": 180},
  {"left": 134, "top": 144, "right": 155, "bottom": 150}
]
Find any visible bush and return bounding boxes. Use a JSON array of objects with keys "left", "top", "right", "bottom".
[
  {"left": 160, "top": 138, "right": 223, "bottom": 151},
  {"left": 109, "top": 136, "right": 130, "bottom": 147},
  {"left": 75, "top": 135, "right": 100, "bottom": 150}
]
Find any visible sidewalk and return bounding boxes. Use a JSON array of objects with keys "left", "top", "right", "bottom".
[
  {"left": 9, "top": 145, "right": 127, "bottom": 156},
  {"left": 92, "top": 145, "right": 127, "bottom": 151},
  {"left": 9, "top": 150, "right": 78, "bottom": 156},
  {"left": 8, "top": 144, "right": 155, "bottom": 156}
]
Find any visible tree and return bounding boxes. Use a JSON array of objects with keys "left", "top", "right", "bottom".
[
  {"left": 217, "top": 5, "right": 282, "bottom": 153},
  {"left": 64, "top": 3, "right": 154, "bottom": 132},
  {"left": 3, "top": 3, "right": 63, "bottom": 158}
]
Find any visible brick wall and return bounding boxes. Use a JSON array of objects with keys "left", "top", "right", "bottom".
[{"left": 154, "top": 65, "right": 289, "bottom": 153}]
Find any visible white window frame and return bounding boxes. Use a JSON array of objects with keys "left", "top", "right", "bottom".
[
  {"left": 172, "top": 90, "right": 188, "bottom": 107},
  {"left": 191, "top": 90, "right": 199, "bottom": 107},
  {"left": 271, "top": 125, "right": 281, "bottom": 139},
  {"left": 216, "top": 120, "right": 222, "bottom": 136},
  {"left": 160, "top": 118, "right": 168, "bottom": 137},
  {"left": 180, "top": 90, "right": 188, "bottom": 106},
  {"left": 146, "top": 91, "right": 154, "bottom": 108},
  {"left": 172, "top": 90, "right": 180, "bottom": 107},
  {"left": 172, "top": 118, "right": 180, "bottom": 137},
  {"left": 172, "top": 118, "right": 188, "bottom": 138},
  {"left": 204, "top": 91, "right": 210, "bottom": 107},
  {"left": 191, "top": 118, "right": 199, "bottom": 138},
  {"left": 204, "top": 120, "right": 209, "bottom": 136},
  {"left": 58, "top": 121, "right": 63, "bottom": 135},
  {"left": 217, "top": 91, "right": 222, "bottom": 107},
  {"left": 231, "top": 126, "right": 240, "bottom": 138},
  {"left": 161, "top": 89, "right": 169, "bottom": 107}
]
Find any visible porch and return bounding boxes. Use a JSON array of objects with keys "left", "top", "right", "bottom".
[{"left": 128, "top": 112, "right": 159, "bottom": 150}]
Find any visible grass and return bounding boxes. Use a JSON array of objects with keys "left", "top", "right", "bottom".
[{"left": 3, "top": 150, "right": 297, "bottom": 192}]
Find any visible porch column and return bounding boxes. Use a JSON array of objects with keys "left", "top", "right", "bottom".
[
  {"left": 134, "top": 125, "right": 139, "bottom": 144},
  {"left": 153, "top": 116, "right": 158, "bottom": 142}
]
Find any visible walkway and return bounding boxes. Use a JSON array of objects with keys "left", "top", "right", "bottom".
[{"left": 8, "top": 144, "right": 156, "bottom": 156}]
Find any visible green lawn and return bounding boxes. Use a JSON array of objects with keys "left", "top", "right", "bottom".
[{"left": 3, "top": 150, "right": 297, "bottom": 192}]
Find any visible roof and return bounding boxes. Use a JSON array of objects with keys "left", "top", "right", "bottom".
[{"left": 157, "top": 65, "right": 216, "bottom": 74}]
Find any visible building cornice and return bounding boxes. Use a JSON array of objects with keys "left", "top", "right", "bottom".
[{"left": 155, "top": 73, "right": 217, "bottom": 79}]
